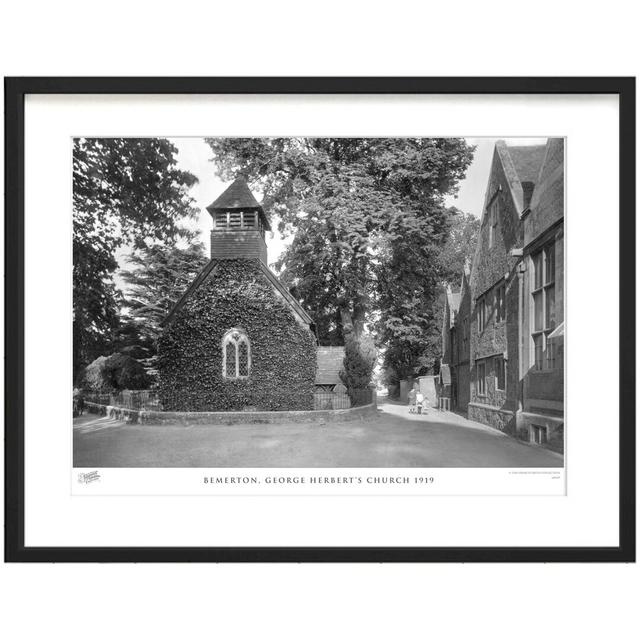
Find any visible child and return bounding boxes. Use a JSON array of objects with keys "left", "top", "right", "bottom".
[{"left": 415, "top": 390, "right": 424, "bottom": 414}]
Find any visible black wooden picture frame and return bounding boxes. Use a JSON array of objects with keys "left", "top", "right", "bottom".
[{"left": 4, "top": 77, "right": 636, "bottom": 562}]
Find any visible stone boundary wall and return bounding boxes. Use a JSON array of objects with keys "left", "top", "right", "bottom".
[
  {"left": 85, "top": 400, "right": 377, "bottom": 426},
  {"left": 467, "top": 401, "right": 516, "bottom": 436}
]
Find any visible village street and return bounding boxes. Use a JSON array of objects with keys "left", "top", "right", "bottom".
[{"left": 73, "top": 400, "right": 563, "bottom": 468}]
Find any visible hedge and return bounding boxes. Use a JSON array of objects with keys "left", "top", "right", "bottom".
[{"left": 78, "top": 353, "right": 150, "bottom": 392}]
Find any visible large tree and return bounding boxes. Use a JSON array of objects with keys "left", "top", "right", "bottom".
[
  {"left": 375, "top": 216, "right": 444, "bottom": 381},
  {"left": 118, "top": 238, "right": 209, "bottom": 378},
  {"left": 206, "top": 137, "right": 474, "bottom": 377},
  {"left": 437, "top": 208, "right": 480, "bottom": 285},
  {"left": 379, "top": 208, "right": 480, "bottom": 382},
  {"left": 73, "top": 138, "right": 198, "bottom": 377}
]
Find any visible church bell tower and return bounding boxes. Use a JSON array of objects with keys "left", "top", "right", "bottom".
[{"left": 206, "top": 176, "right": 270, "bottom": 264}]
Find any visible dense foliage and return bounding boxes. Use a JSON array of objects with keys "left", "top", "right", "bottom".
[
  {"left": 380, "top": 208, "right": 479, "bottom": 386},
  {"left": 158, "top": 260, "right": 317, "bottom": 411},
  {"left": 437, "top": 208, "right": 480, "bottom": 285},
  {"left": 387, "top": 207, "right": 482, "bottom": 384},
  {"left": 73, "top": 138, "right": 198, "bottom": 378},
  {"left": 118, "top": 238, "right": 208, "bottom": 379},
  {"left": 205, "top": 137, "right": 474, "bottom": 382},
  {"left": 78, "top": 353, "right": 150, "bottom": 392},
  {"left": 339, "top": 333, "right": 377, "bottom": 397}
]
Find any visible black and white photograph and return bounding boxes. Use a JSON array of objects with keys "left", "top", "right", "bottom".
[
  {"left": 2, "top": 1, "right": 638, "bottom": 636},
  {"left": 7, "top": 74, "right": 632, "bottom": 563},
  {"left": 72, "top": 135, "right": 565, "bottom": 471}
]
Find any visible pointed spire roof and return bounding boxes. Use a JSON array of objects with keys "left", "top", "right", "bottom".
[{"left": 206, "top": 176, "right": 271, "bottom": 230}]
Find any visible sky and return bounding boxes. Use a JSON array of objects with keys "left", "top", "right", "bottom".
[{"left": 170, "top": 137, "right": 548, "bottom": 267}]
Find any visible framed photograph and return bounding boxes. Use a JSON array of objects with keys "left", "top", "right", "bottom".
[{"left": 4, "top": 77, "right": 635, "bottom": 562}]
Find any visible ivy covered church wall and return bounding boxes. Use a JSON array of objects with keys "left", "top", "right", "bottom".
[{"left": 158, "top": 259, "right": 317, "bottom": 411}]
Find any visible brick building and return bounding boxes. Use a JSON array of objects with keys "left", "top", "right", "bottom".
[{"left": 440, "top": 139, "right": 565, "bottom": 451}]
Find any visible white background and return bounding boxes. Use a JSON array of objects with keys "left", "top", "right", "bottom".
[
  {"left": 1, "top": 2, "right": 638, "bottom": 640},
  {"left": 25, "top": 93, "right": 607, "bottom": 548}
]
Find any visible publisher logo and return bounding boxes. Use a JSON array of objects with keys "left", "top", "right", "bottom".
[{"left": 78, "top": 470, "right": 101, "bottom": 484}]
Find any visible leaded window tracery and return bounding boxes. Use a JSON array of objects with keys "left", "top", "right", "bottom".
[{"left": 222, "top": 329, "right": 251, "bottom": 379}]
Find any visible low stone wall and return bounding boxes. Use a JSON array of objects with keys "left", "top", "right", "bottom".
[
  {"left": 85, "top": 402, "right": 142, "bottom": 423},
  {"left": 85, "top": 400, "right": 377, "bottom": 426},
  {"left": 468, "top": 401, "right": 516, "bottom": 436}
]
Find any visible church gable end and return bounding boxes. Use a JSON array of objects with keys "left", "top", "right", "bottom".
[{"left": 158, "top": 259, "right": 317, "bottom": 412}]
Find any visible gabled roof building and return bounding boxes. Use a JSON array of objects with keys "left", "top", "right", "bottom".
[
  {"left": 466, "top": 141, "right": 546, "bottom": 433},
  {"left": 158, "top": 177, "right": 318, "bottom": 412},
  {"left": 441, "top": 139, "right": 565, "bottom": 452},
  {"left": 516, "top": 138, "right": 565, "bottom": 451}
]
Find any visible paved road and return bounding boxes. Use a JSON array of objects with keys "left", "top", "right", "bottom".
[{"left": 73, "top": 401, "right": 563, "bottom": 468}]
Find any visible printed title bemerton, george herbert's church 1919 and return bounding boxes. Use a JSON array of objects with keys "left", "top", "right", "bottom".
[{"left": 157, "top": 177, "right": 322, "bottom": 412}]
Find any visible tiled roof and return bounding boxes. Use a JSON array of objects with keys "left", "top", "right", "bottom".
[
  {"left": 207, "top": 176, "right": 262, "bottom": 211},
  {"left": 207, "top": 176, "right": 272, "bottom": 231},
  {"left": 506, "top": 145, "right": 547, "bottom": 184},
  {"left": 315, "top": 346, "right": 345, "bottom": 385}
]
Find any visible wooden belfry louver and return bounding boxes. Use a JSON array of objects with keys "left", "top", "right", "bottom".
[{"left": 206, "top": 176, "right": 272, "bottom": 264}]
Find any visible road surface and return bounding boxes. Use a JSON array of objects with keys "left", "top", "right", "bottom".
[{"left": 73, "top": 400, "right": 563, "bottom": 468}]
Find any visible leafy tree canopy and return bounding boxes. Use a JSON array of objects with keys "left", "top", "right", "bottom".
[
  {"left": 206, "top": 137, "right": 475, "bottom": 379},
  {"left": 437, "top": 208, "right": 480, "bottom": 285},
  {"left": 73, "top": 138, "right": 198, "bottom": 377},
  {"left": 118, "top": 237, "right": 209, "bottom": 379}
]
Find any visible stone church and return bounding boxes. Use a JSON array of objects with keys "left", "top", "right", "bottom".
[{"left": 158, "top": 177, "right": 320, "bottom": 412}]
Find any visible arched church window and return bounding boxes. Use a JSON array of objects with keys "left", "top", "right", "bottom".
[{"left": 222, "top": 329, "right": 251, "bottom": 379}]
